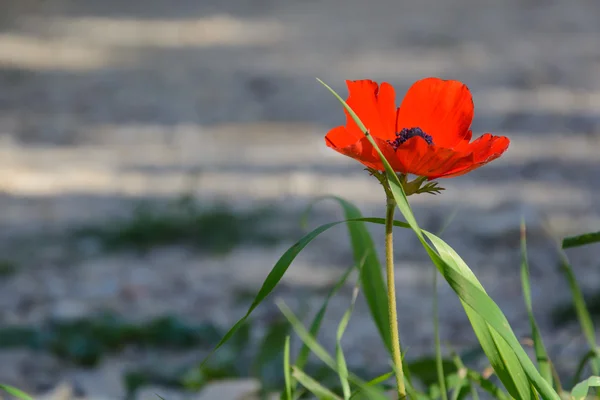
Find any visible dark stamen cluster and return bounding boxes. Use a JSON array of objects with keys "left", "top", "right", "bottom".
[{"left": 387, "top": 127, "right": 434, "bottom": 150}]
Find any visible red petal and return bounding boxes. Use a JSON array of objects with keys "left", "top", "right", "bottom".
[
  {"left": 325, "top": 125, "right": 362, "bottom": 149},
  {"left": 325, "top": 128, "right": 404, "bottom": 171},
  {"left": 435, "top": 134, "right": 510, "bottom": 178},
  {"left": 394, "top": 137, "right": 473, "bottom": 178},
  {"left": 345, "top": 80, "right": 397, "bottom": 141},
  {"left": 396, "top": 78, "right": 474, "bottom": 148}
]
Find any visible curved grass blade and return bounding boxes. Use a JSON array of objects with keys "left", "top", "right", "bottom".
[
  {"left": 466, "top": 369, "right": 511, "bottom": 400},
  {"left": 433, "top": 213, "right": 457, "bottom": 400},
  {"left": 201, "top": 219, "right": 351, "bottom": 366},
  {"left": 562, "top": 230, "right": 600, "bottom": 249},
  {"left": 293, "top": 263, "right": 355, "bottom": 395},
  {"left": 450, "top": 350, "right": 510, "bottom": 400},
  {"left": 284, "top": 336, "right": 293, "bottom": 400},
  {"left": 277, "top": 300, "right": 389, "bottom": 400},
  {"left": 364, "top": 371, "right": 394, "bottom": 387},
  {"left": 520, "top": 221, "right": 553, "bottom": 385},
  {"left": 571, "top": 376, "right": 600, "bottom": 400},
  {"left": 433, "top": 269, "right": 449, "bottom": 400},
  {"left": 0, "top": 384, "right": 33, "bottom": 400},
  {"left": 318, "top": 78, "right": 558, "bottom": 400},
  {"left": 335, "top": 280, "right": 361, "bottom": 399},
  {"left": 550, "top": 233, "right": 600, "bottom": 375},
  {"left": 293, "top": 376, "right": 340, "bottom": 400},
  {"left": 571, "top": 350, "right": 597, "bottom": 388},
  {"left": 292, "top": 366, "right": 343, "bottom": 400},
  {"left": 304, "top": 196, "right": 392, "bottom": 354},
  {"left": 449, "top": 373, "right": 468, "bottom": 400}
]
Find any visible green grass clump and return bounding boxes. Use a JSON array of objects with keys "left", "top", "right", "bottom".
[
  {"left": 0, "top": 313, "right": 223, "bottom": 367},
  {"left": 72, "top": 196, "right": 288, "bottom": 253}
]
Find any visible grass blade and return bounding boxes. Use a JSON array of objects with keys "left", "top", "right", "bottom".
[
  {"left": 0, "top": 384, "right": 33, "bottom": 400},
  {"left": 520, "top": 221, "right": 553, "bottom": 385},
  {"left": 335, "top": 281, "right": 360, "bottom": 399},
  {"left": 551, "top": 233, "right": 600, "bottom": 375},
  {"left": 562, "top": 231, "right": 600, "bottom": 249},
  {"left": 292, "top": 366, "right": 343, "bottom": 400},
  {"left": 433, "top": 269, "right": 448, "bottom": 400},
  {"left": 572, "top": 350, "right": 597, "bottom": 387},
  {"left": 277, "top": 300, "right": 389, "bottom": 400},
  {"left": 318, "top": 78, "right": 557, "bottom": 400},
  {"left": 295, "top": 264, "right": 355, "bottom": 385},
  {"left": 305, "top": 196, "right": 392, "bottom": 354},
  {"left": 571, "top": 376, "right": 600, "bottom": 400},
  {"left": 284, "top": 336, "right": 293, "bottom": 400},
  {"left": 202, "top": 219, "right": 353, "bottom": 366},
  {"left": 364, "top": 371, "right": 394, "bottom": 387}
]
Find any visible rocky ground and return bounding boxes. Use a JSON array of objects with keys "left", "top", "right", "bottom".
[{"left": 0, "top": 0, "right": 600, "bottom": 398}]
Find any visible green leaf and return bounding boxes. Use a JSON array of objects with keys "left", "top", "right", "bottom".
[
  {"left": 335, "top": 279, "right": 360, "bottom": 399},
  {"left": 520, "top": 221, "right": 553, "bottom": 385},
  {"left": 254, "top": 318, "right": 290, "bottom": 390},
  {"left": 553, "top": 238, "right": 600, "bottom": 375},
  {"left": 277, "top": 300, "right": 389, "bottom": 400},
  {"left": 0, "top": 384, "right": 33, "bottom": 400},
  {"left": 318, "top": 78, "right": 559, "bottom": 400},
  {"left": 571, "top": 376, "right": 600, "bottom": 400},
  {"left": 562, "top": 230, "right": 600, "bottom": 249},
  {"left": 450, "top": 348, "right": 510, "bottom": 400},
  {"left": 408, "top": 357, "right": 457, "bottom": 388},
  {"left": 465, "top": 369, "right": 511, "bottom": 400},
  {"left": 306, "top": 196, "right": 392, "bottom": 355},
  {"left": 433, "top": 270, "right": 449, "bottom": 400},
  {"left": 295, "top": 263, "right": 355, "bottom": 390},
  {"left": 572, "top": 350, "right": 597, "bottom": 388},
  {"left": 284, "top": 336, "right": 292, "bottom": 400},
  {"left": 292, "top": 366, "right": 343, "bottom": 400},
  {"left": 201, "top": 219, "right": 349, "bottom": 366}
]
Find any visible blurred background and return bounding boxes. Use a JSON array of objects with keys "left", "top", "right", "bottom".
[{"left": 0, "top": 0, "right": 599, "bottom": 398}]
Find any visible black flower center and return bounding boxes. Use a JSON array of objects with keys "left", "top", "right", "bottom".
[{"left": 388, "top": 127, "right": 434, "bottom": 150}]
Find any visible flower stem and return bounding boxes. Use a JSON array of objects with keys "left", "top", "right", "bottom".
[{"left": 385, "top": 196, "right": 406, "bottom": 399}]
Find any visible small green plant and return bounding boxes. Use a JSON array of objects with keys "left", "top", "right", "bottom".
[
  {"left": 0, "top": 313, "right": 223, "bottom": 367},
  {"left": 3, "top": 78, "right": 600, "bottom": 400},
  {"left": 72, "top": 196, "right": 287, "bottom": 253},
  {"left": 0, "top": 259, "right": 18, "bottom": 277},
  {"left": 201, "top": 78, "right": 600, "bottom": 400}
]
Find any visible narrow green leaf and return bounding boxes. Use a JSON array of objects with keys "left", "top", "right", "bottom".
[
  {"left": 562, "top": 230, "right": 600, "bottom": 249},
  {"left": 254, "top": 318, "right": 290, "bottom": 389},
  {"left": 365, "top": 371, "right": 394, "bottom": 387},
  {"left": 201, "top": 219, "right": 348, "bottom": 366},
  {"left": 466, "top": 370, "right": 511, "bottom": 400},
  {"left": 335, "top": 281, "right": 360, "bottom": 399},
  {"left": 520, "top": 221, "right": 553, "bottom": 385},
  {"left": 449, "top": 373, "right": 468, "bottom": 400},
  {"left": 295, "top": 263, "right": 355, "bottom": 386},
  {"left": 552, "top": 237, "right": 600, "bottom": 374},
  {"left": 284, "top": 336, "right": 293, "bottom": 400},
  {"left": 306, "top": 196, "right": 392, "bottom": 354},
  {"left": 571, "top": 376, "right": 600, "bottom": 400},
  {"left": 318, "top": 78, "right": 557, "bottom": 400},
  {"left": 0, "top": 384, "right": 33, "bottom": 400},
  {"left": 451, "top": 348, "right": 510, "bottom": 400},
  {"left": 433, "top": 269, "right": 449, "bottom": 400},
  {"left": 572, "top": 350, "right": 597, "bottom": 388},
  {"left": 470, "top": 384, "right": 480, "bottom": 400},
  {"left": 277, "top": 300, "right": 389, "bottom": 400},
  {"left": 292, "top": 366, "right": 343, "bottom": 400}
]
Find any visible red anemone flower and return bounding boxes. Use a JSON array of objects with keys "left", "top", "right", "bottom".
[{"left": 325, "top": 78, "right": 509, "bottom": 179}]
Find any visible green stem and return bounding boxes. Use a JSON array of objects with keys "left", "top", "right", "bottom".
[{"left": 385, "top": 196, "right": 406, "bottom": 399}]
